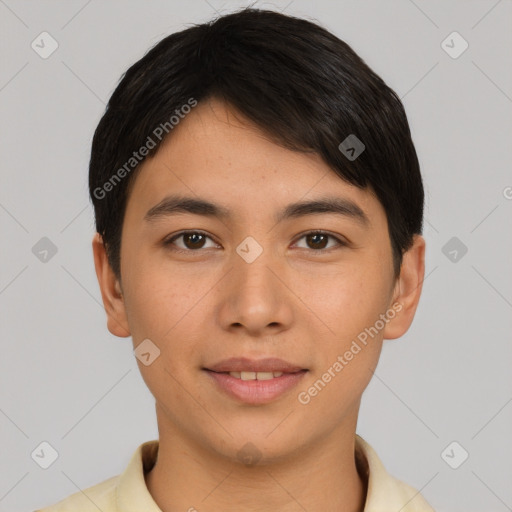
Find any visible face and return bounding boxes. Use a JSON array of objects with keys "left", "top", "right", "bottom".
[{"left": 94, "top": 98, "right": 424, "bottom": 465}]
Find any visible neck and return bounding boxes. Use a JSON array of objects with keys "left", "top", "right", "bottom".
[{"left": 145, "top": 405, "right": 367, "bottom": 512}]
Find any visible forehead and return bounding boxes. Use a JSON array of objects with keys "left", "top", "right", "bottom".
[{"left": 125, "top": 98, "right": 386, "bottom": 230}]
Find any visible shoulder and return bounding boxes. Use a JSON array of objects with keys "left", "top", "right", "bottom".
[
  {"left": 377, "top": 473, "right": 435, "bottom": 512},
  {"left": 33, "top": 440, "right": 159, "bottom": 512},
  {"left": 356, "top": 435, "right": 435, "bottom": 512},
  {"left": 34, "top": 475, "right": 119, "bottom": 511}
]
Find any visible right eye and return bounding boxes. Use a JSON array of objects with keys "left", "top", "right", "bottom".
[{"left": 163, "top": 230, "right": 219, "bottom": 252}]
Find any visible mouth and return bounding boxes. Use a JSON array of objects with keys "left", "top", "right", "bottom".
[
  {"left": 204, "top": 356, "right": 308, "bottom": 374},
  {"left": 209, "top": 370, "right": 294, "bottom": 380},
  {"left": 203, "top": 358, "right": 308, "bottom": 404}
]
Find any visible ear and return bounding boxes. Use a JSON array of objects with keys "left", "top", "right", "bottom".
[
  {"left": 382, "top": 234, "right": 426, "bottom": 340},
  {"left": 92, "top": 233, "right": 131, "bottom": 338}
]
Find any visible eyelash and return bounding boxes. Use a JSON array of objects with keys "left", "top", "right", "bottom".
[{"left": 163, "top": 230, "right": 347, "bottom": 254}]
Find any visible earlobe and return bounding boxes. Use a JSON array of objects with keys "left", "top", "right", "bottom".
[
  {"left": 383, "top": 234, "right": 426, "bottom": 340},
  {"left": 92, "top": 233, "right": 131, "bottom": 338}
]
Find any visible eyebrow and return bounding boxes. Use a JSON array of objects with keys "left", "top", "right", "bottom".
[{"left": 144, "top": 194, "right": 370, "bottom": 227}]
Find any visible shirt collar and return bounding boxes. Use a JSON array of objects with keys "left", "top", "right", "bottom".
[
  {"left": 116, "top": 439, "right": 161, "bottom": 511},
  {"left": 354, "top": 435, "right": 430, "bottom": 510}
]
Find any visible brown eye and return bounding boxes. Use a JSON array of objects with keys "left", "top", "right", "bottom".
[
  {"left": 306, "top": 233, "right": 328, "bottom": 249},
  {"left": 164, "top": 231, "right": 217, "bottom": 252},
  {"left": 294, "top": 231, "right": 345, "bottom": 251},
  {"left": 182, "top": 232, "right": 206, "bottom": 249}
]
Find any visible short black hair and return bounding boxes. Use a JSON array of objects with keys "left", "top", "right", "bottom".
[{"left": 89, "top": 7, "right": 424, "bottom": 281}]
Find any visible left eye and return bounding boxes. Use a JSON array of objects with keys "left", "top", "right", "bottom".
[
  {"left": 163, "top": 230, "right": 345, "bottom": 252},
  {"left": 294, "top": 231, "right": 345, "bottom": 251}
]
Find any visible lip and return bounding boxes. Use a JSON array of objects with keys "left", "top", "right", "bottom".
[
  {"left": 204, "top": 369, "right": 308, "bottom": 405},
  {"left": 204, "top": 358, "right": 309, "bottom": 405},
  {"left": 205, "top": 357, "right": 307, "bottom": 373}
]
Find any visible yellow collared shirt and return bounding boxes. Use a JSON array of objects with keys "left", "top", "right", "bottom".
[{"left": 36, "top": 435, "right": 435, "bottom": 511}]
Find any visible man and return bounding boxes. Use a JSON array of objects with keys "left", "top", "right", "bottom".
[{"left": 37, "top": 7, "right": 433, "bottom": 511}]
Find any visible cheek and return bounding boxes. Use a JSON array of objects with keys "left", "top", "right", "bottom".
[
  {"left": 307, "top": 265, "right": 389, "bottom": 341},
  {"left": 122, "top": 263, "right": 209, "bottom": 369},
  {"left": 304, "top": 265, "right": 391, "bottom": 400},
  {"left": 296, "top": 270, "right": 387, "bottom": 416},
  {"left": 124, "top": 272, "right": 202, "bottom": 406},
  {"left": 122, "top": 257, "right": 191, "bottom": 338}
]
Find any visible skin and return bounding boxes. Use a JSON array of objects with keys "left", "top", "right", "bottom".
[{"left": 93, "top": 97, "right": 425, "bottom": 512}]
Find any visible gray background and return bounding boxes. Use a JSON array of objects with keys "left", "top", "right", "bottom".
[{"left": 1, "top": 1, "right": 511, "bottom": 511}]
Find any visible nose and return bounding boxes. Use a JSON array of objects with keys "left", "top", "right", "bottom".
[{"left": 217, "top": 245, "right": 294, "bottom": 337}]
